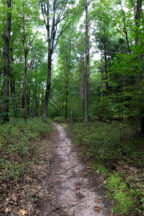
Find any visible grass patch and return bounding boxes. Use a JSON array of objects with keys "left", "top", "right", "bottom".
[
  {"left": 70, "top": 121, "right": 144, "bottom": 215},
  {"left": 53, "top": 116, "right": 65, "bottom": 122},
  {"left": 0, "top": 117, "right": 52, "bottom": 182}
]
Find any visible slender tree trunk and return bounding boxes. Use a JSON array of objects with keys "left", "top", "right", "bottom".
[
  {"left": 135, "top": 0, "right": 142, "bottom": 88},
  {"left": 21, "top": 11, "right": 28, "bottom": 119},
  {"left": 120, "top": 2, "right": 131, "bottom": 53},
  {"left": 35, "top": 97, "right": 39, "bottom": 117},
  {"left": 3, "top": 0, "right": 12, "bottom": 122},
  {"left": 41, "top": 0, "right": 70, "bottom": 121},
  {"left": 84, "top": 0, "right": 89, "bottom": 125},
  {"left": 10, "top": 74, "right": 17, "bottom": 117},
  {"left": 79, "top": 53, "right": 85, "bottom": 117},
  {"left": 26, "top": 87, "right": 31, "bottom": 117},
  {"left": 104, "top": 49, "right": 109, "bottom": 91},
  {"left": 65, "top": 56, "right": 69, "bottom": 119},
  {"left": 135, "top": 0, "right": 142, "bottom": 45},
  {"left": 43, "top": 0, "right": 52, "bottom": 122},
  {"left": 69, "top": 84, "right": 73, "bottom": 123},
  {"left": 10, "top": 46, "right": 17, "bottom": 118},
  {"left": 43, "top": 52, "right": 52, "bottom": 121},
  {"left": 100, "top": 70, "right": 104, "bottom": 100},
  {"left": 22, "top": 49, "right": 28, "bottom": 119},
  {"left": 134, "top": 0, "right": 143, "bottom": 133}
]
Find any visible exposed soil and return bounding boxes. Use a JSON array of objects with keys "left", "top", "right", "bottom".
[
  {"left": 0, "top": 124, "right": 111, "bottom": 216},
  {"left": 39, "top": 124, "right": 111, "bottom": 216}
]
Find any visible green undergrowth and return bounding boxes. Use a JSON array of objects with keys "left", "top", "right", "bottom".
[
  {"left": 70, "top": 121, "right": 144, "bottom": 215},
  {"left": 53, "top": 116, "right": 66, "bottom": 123},
  {"left": 0, "top": 118, "right": 52, "bottom": 182}
]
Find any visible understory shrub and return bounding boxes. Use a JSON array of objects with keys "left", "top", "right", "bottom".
[
  {"left": 70, "top": 121, "right": 144, "bottom": 215},
  {"left": 0, "top": 118, "right": 52, "bottom": 182}
]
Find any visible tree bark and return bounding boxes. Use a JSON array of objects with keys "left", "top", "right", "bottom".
[
  {"left": 10, "top": 74, "right": 17, "bottom": 117},
  {"left": 22, "top": 48, "right": 28, "bottom": 119},
  {"left": 134, "top": 0, "right": 144, "bottom": 133},
  {"left": 84, "top": 0, "right": 89, "bottom": 125},
  {"left": 21, "top": 11, "right": 28, "bottom": 120},
  {"left": 43, "top": 51, "right": 52, "bottom": 121},
  {"left": 104, "top": 48, "right": 109, "bottom": 90},
  {"left": 135, "top": 0, "right": 142, "bottom": 89},
  {"left": 3, "top": 0, "right": 12, "bottom": 122},
  {"left": 41, "top": 0, "right": 72, "bottom": 121},
  {"left": 65, "top": 56, "right": 69, "bottom": 119}
]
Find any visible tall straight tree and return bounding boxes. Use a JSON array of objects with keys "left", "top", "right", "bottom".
[
  {"left": 3, "top": 0, "right": 12, "bottom": 122},
  {"left": 134, "top": 0, "right": 143, "bottom": 88},
  {"left": 40, "top": 0, "right": 75, "bottom": 121},
  {"left": 84, "top": 0, "right": 89, "bottom": 125}
]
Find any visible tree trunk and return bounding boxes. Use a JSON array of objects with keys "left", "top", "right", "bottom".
[
  {"left": 22, "top": 50, "right": 28, "bottom": 119},
  {"left": 100, "top": 69, "right": 104, "bottom": 100},
  {"left": 10, "top": 45, "right": 17, "bottom": 118},
  {"left": 135, "top": 0, "right": 142, "bottom": 45},
  {"left": 65, "top": 56, "right": 69, "bottom": 120},
  {"left": 35, "top": 97, "right": 39, "bottom": 117},
  {"left": 134, "top": 0, "right": 143, "bottom": 133},
  {"left": 10, "top": 74, "right": 17, "bottom": 117},
  {"left": 135, "top": 0, "right": 142, "bottom": 89},
  {"left": 43, "top": 52, "right": 52, "bottom": 121},
  {"left": 26, "top": 87, "right": 31, "bottom": 117},
  {"left": 3, "top": 0, "right": 12, "bottom": 122},
  {"left": 79, "top": 53, "right": 85, "bottom": 117},
  {"left": 84, "top": 0, "right": 89, "bottom": 125},
  {"left": 21, "top": 11, "right": 28, "bottom": 120},
  {"left": 104, "top": 49, "right": 109, "bottom": 91},
  {"left": 141, "top": 116, "right": 144, "bottom": 134}
]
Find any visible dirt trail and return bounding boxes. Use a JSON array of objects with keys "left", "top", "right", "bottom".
[{"left": 40, "top": 124, "right": 110, "bottom": 216}]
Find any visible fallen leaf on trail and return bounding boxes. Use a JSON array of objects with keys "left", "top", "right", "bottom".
[
  {"left": 75, "top": 186, "right": 80, "bottom": 190},
  {"left": 109, "top": 213, "right": 114, "bottom": 216},
  {"left": 94, "top": 199, "right": 101, "bottom": 203},
  {"left": 94, "top": 206, "right": 101, "bottom": 212},
  {"left": 19, "top": 209, "right": 27, "bottom": 215}
]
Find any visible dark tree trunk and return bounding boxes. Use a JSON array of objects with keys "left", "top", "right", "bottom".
[
  {"left": 135, "top": 0, "right": 142, "bottom": 45},
  {"left": 134, "top": 0, "right": 143, "bottom": 133},
  {"left": 10, "top": 45, "right": 17, "bottom": 118},
  {"left": 65, "top": 83, "right": 68, "bottom": 119},
  {"left": 21, "top": 11, "right": 28, "bottom": 120},
  {"left": 10, "top": 75, "right": 17, "bottom": 117},
  {"left": 79, "top": 53, "right": 85, "bottom": 117},
  {"left": 135, "top": 0, "right": 142, "bottom": 88},
  {"left": 22, "top": 50, "right": 28, "bottom": 119},
  {"left": 43, "top": 52, "right": 52, "bottom": 121},
  {"left": 65, "top": 56, "right": 69, "bottom": 120},
  {"left": 26, "top": 87, "right": 31, "bottom": 117},
  {"left": 35, "top": 97, "right": 39, "bottom": 117},
  {"left": 141, "top": 116, "right": 144, "bottom": 134},
  {"left": 104, "top": 49, "right": 109, "bottom": 91},
  {"left": 3, "top": 0, "right": 12, "bottom": 122},
  {"left": 120, "top": 2, "right": 131, "bottom": 53},
  {"left": 40, "top": 0, "right": 71, "bottom": 121}
]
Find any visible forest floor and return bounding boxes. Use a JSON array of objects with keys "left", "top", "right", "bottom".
[
  {"left": 1, "top": 123, "right": 112, "bottom": 216},
  {"left": 38, "top": 123, "right": 111, "bottom": 216}
]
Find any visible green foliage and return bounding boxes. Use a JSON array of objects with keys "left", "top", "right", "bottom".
[
  {"left": 106, "top": 174, "right": 134, "bottom": 215},
  {"left": 0, "top": 118, "right": 52, "bottom": 181},
  {"left": 53, "top": 116, "right": 66, "bottom": 122},
  {"left": 71, "top": 121, "right": 122, "bottom": 165},
  {"left": 70, "top": 121, "right": 144, "bottom": 214}
]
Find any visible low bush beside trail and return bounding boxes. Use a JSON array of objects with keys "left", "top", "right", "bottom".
[{"left": 70, "top": 121, "right": 144, "bottom": 215}]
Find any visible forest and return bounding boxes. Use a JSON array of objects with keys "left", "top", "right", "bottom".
[{"left": 0, "top": 0, "right": 144, "bottom": 215}]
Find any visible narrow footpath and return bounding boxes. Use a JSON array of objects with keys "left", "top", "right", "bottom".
[{"left": 39, "top": 124, "right": 111, "bottom": 216}]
